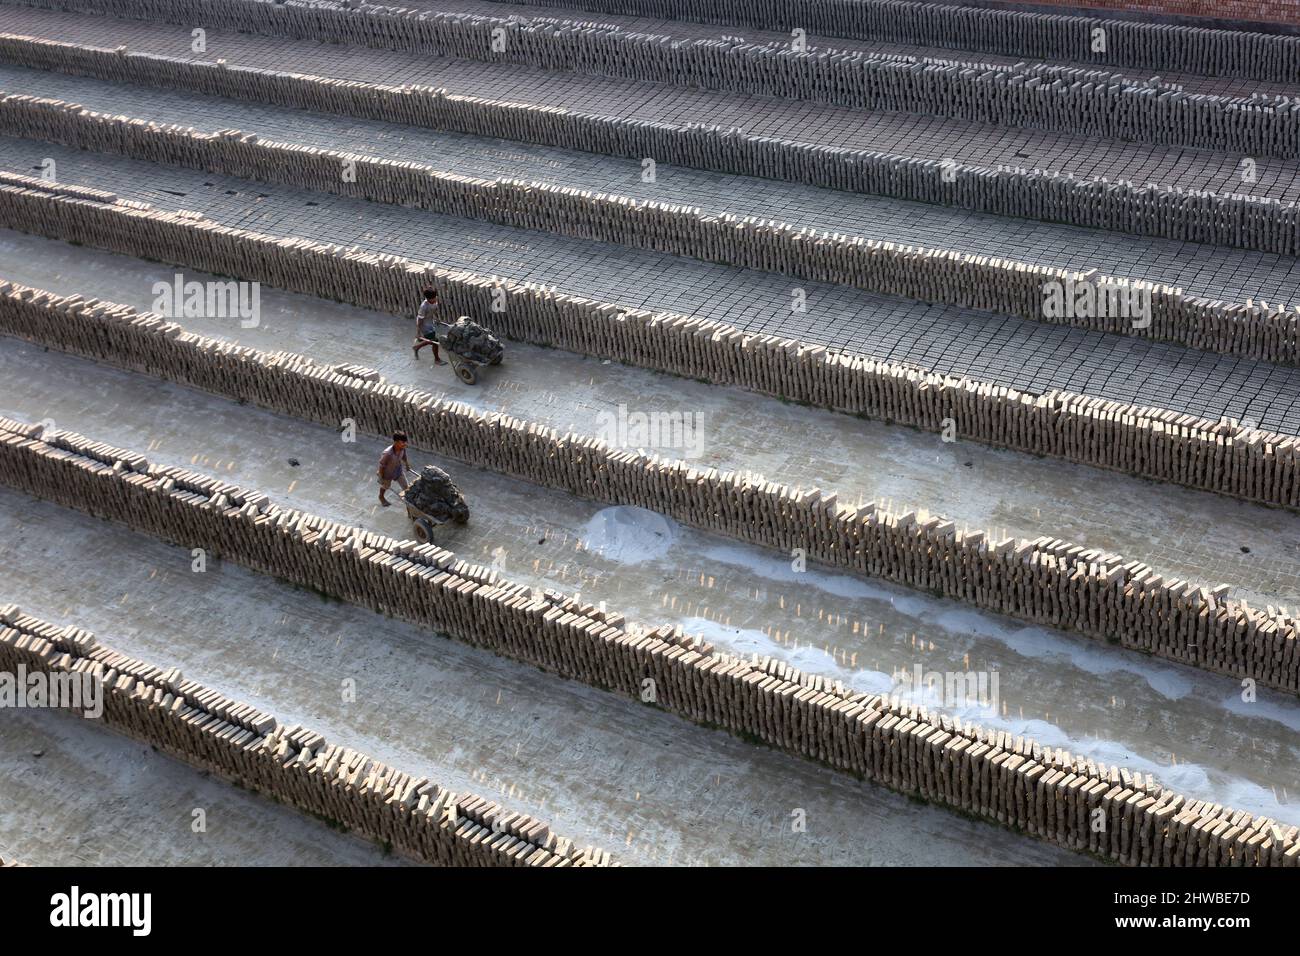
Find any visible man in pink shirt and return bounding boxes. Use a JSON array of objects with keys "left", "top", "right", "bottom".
[{"left": 377, "top": 431, "right": 411, "bottom": 507}]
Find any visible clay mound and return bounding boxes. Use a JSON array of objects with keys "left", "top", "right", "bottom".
[
  {"left": 405, "top": 465, "right": 469, "bottom": 524},
  {"left": 442, "top": 317, "right": 504, "bottom": 365}
]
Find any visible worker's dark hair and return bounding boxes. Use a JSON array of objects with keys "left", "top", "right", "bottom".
[
  {"left": 392, "top": 431, "right": 408, "bottom": 443},
  {"left": 422, "top": 287, "right": 438, "bottom": 300}
]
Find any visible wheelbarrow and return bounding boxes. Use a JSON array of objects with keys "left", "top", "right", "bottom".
[
  {"left": 427, "top": 319, "right": 503, "bottom": 385},
  {"left": 397, "top": 468, "right": 469, "bottom": 544},
  {"left": 398, "top": 492, "right": 452, "bottom": 544}
]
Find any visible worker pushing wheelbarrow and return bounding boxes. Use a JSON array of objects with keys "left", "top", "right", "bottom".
[
  {"left": 377, "top": 432, "right": 469, "bottom": 543},
  {"left": 411, "top": 288, "right": 503, "bottom": 385}
]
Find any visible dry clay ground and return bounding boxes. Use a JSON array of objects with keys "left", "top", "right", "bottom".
[{"left": 0, "top": 0, "right": 1298, "bottom": 866}]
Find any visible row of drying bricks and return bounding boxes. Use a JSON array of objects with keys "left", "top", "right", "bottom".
[
  {"left": 4, "top": 418, "right": 1298, "bottom": 865},
  {"left": 505, "top": 0, "right": 1300, "bottom": 83},
  {"left": 9, "top": 20, "right": 1300, "bottom": 267},
  {"left": 4, "top": 168, "right": 1300, "bottom": 521},
  {"left": 3, "top": 276, "right": 1298, "bottom": 691},
  {"left": 27, "top": 0, "right": 1300, "bottom": 161},
  {"left": 0, "top": 603, "right": 616, "bottom": 866},
  {"left": 5, "top": 41, "right": 1300, "bottom": 372},
  {"left": 2, "top": 257, "right": 1299, "bottom": 695}
]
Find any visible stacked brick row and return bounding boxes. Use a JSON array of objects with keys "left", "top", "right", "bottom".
[
  {"left": 0, "top": 603, "right": 613, "bottom": 867},
  {"left": 1, "top": 422, "right": 1295, "bottom": 866},
  {"left": 493, "top": 0, "right": 1300, "bottom": 82},
  {"left": 8, "top": 33, "right": 1300, "bottom": 262},
  {"left": 3, "top": 282, "right": 1299, "bottom": 696},
  {"left": 6, "top": 90, "right": 1300, "bottom": 363},
  {"left": 3, "top": 177, "right": 1299, "bottom": 510},
  {"left": 12, "top": 0, "right": 1300, "bottom": 158}
]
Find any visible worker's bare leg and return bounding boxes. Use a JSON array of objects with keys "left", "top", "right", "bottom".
[{"left": 413, "top": 338, "right": 446, "bottom": 364}]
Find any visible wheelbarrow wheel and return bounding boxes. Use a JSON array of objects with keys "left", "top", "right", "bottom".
[
  {"left": 412, "top": 517, "right": 436, "bottom": 544},
  {"left": 453, "top": 361, "right": 477, "bottom": 385}
]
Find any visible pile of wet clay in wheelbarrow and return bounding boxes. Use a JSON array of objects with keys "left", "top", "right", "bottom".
[
  {"left": 444, "top": 317, "right": 504, "bottom": 365},
  {"left": 405, "top": 465, "right": 469, "bottom": 524}
]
